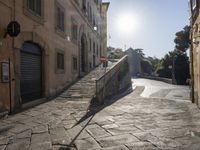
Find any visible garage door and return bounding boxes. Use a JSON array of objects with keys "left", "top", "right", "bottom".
[{"left": 20, "top": 42, "right": 42, "bottom": 103}]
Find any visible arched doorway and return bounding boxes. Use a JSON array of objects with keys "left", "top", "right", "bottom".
[
  {"left": 80, "top": 34, "right": 88, "bottom": 74},
  {"left": 20, "top": 42, "right": 43, "bottom": 103}
]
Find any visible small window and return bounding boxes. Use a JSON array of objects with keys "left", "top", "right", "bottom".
[
  {"left": 192, "top": 0, "right": 197, "bottom": 10},
  {"left": 27, "top": 0, "right": 42, "bottom": 16},
  {"left": 56, "top": 3, "right": 65, "bottom": 32},
  {"left": 97, "top": 44, "right": 99, "bottom": 56},
  {"left": 57, "top": 53, "right": 64, "bottom": 70},
  {"left": 89, "top": 7, "right": 92, "bottom": 22},
  {"left": 71, "top": 19, "right": 78, "bottom": 41},
  {"left": 195, "top": 24, "right": 198, "bottom": 32},
  {"left": 93, "top": 42, "right": 95, "bottom": 54},
  {"left": 87, "top": 2, "right": 90, "bottom": 17},
  {"left": 73, "top": 57, "right": 78, "bottom": 71},
  {"left": 89, "top": 62, "right": 92, "bottom": 69},
  {"left": 93, "top": 14, "right": 96, "bottom": 26},
  {"left": 100, "top": 46, "right": 102, "bottom": 57},
  {"left": 82, "top": 0, "right": 86, "bottom": 12},
  {"left": 89, "top": 38, "right": 92, "bottom": 52}
]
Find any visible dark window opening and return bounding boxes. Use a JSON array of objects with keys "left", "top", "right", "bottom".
[
  {"left": 56, "top": 4, "right": 65, "bottom": 32},
  {"left": 57, "top": 53, "right": 64, "bottom": 70},
  {"left": 27, "top": 0, "right": 42, "bottom": 16},
  {"left": 73, "top": 57, "right": 78, "bottom": 70}
]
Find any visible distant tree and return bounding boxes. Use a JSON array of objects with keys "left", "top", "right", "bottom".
[
  {"left": 156, "top": 51, "right": 174, "bottom": 78},
  {"left": 141, "top": 59, "right": 153, "bottom": 75},
  {"left": 107, "top": 47, "right": 124, "bottom": 59},
  {"left": 173, "top": 25, "right": 190, "bottom": 85},
  {"left": 173, "top": 51, "right": 189, "bottom": 85},
  {"left": 156, "top": 50, "right": 189, "bottom": 85},
  {"left": 174, "top": 25, "right": 190, "bottom": 52},
  {"left": 147, "top": 56, "right": 160, "bottom": 72},
  {"left": 134, "top": 48, "right": 145, "bottom": 58}
]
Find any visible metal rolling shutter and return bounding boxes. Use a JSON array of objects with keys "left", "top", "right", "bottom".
[{"left": 20, "top": 43, "right": 42, "bottom": 103}]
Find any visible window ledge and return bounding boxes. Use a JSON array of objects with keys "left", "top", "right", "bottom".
[
  {"left": 23, "top": 8, "right": 44, "bottom": 25},
  {"left": 71, "top": 39, "right": 78, "bottom": 45},
  {"left": 55, "top": 29, "right": 66, "bottom": 39},
  {"left": 56, "top": 69, "right": 65, "bottom": 74}
]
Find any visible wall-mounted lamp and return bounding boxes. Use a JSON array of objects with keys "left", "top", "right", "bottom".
[
  {"left": 67, "top": 36, "right": 71, "bottom": 42},
  {"left": 94, "top": 26, "right": 97, "bottom": 31}
]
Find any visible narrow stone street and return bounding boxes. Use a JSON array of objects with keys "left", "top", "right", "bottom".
[{"left": 0, "top": 78, "right": 200, "bottom": 150}]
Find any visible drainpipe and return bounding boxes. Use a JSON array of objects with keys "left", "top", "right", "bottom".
[
  {"left": 190, "top": 0, "right": 195, "bottom": 103},
  {"left": 190, "top": 28, "right": 195, "bottom": 103},
  {"left": 9, "top": 0, "right": 16, "bottom": 113}
]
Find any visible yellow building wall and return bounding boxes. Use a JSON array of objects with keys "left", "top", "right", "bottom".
[{"left": 0, "top": 0, "right": 105, "bottom": 112}]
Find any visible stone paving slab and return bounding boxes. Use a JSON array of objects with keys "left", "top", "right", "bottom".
[
  {"left": 0, "top": 79, "right": 200, "bottom": 149},
  {"left": 74, "top": 137, "right": 101, "bottom": 150},
  {"left": 125, "top": 142, "right": 159, "bottom": 150},
  {"left": 86, "top": 124, "right": 111, "bottom": 138},
  {"left": 6, "top": 138, "right": 30, "bottom": 150},
  {"left": 97, "top": 134, "right": 140, "bottom": 148},
  {"left": 30, "top": 132, "right": 52, "bottom": 150},
  {"left": 90, "top": 145, "right": 129, "bottom": 150}
]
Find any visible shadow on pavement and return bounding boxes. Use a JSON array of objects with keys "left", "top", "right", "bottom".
[{"left": 64, "top": 86, "right": 133, "bottom": 149}]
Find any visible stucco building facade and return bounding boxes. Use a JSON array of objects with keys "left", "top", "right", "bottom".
[{"left": 0, "top": 0, "right": 109, "bottom": 113}]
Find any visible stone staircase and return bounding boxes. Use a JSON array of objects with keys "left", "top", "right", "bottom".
[{"left": 58, "top": 65, "right": 109, "bottom": 102}]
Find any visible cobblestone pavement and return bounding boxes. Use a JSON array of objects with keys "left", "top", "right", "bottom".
[{"left": 1, "top": 79, "right": 200, "bottom": 150}]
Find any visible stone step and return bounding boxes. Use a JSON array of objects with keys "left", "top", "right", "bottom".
[{"left": 57, "top": 64, "right": 110, "bottom": 103}]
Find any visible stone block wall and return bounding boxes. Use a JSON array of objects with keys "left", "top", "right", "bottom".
[{"left": 96, "top": 56, "right": 132, "bottom": 104}]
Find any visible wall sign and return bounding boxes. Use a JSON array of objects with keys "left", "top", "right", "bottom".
[{"left": 1, "top": 62, "right": 9, "bottom": 83}]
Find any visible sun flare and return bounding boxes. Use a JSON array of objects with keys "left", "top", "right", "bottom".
[{"left": 116, "top": 13, "right": 139, "bottom": 37}]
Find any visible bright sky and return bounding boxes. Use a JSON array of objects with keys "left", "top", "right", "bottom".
[{"left": 103, "top": 0, "right": 189, "bottom": 58}]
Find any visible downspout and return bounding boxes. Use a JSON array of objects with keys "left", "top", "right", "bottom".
[
  {"left": 190, "top": 0, "right": 195, "bottom": 103},
  {"left": 9, "top": 0, "right": 16, "bottom": 113},
  {"left": 190, "top": 29, "right": 195, "bottom": 103}
]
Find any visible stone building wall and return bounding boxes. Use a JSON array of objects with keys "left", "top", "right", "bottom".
[
  {"left": 189, "top": 0, "right": 200, "bottom": 106},
  {"left": 0, "top": 0, "right": 108, "bottom": 112}
]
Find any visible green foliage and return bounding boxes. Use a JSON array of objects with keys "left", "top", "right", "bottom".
[
  {"left": 156, "top": 51, "right": 174, "bottom": 78},
  {"left": 107, "top": 46, "right": 124, "bottom": 59},
  {"left": 174, "top": 25, "right": 190, "bottom": 52},
  {"left": 134, "top": 49, "right": 145, "bottom": 58},
  {"left": 132, "top": 48, "right": 160, "bottom": 75},
  {"left": 174, "top": 51, "right": 189, "bottom": 85},
  {"left": 155, "top": 50, "right": 190, "bottom": 84},
  {"left": 141, "top": 59, "right": 153, "bottom": 75},
  {"left": 147, "top": 56, "right": 160, "bottom": 72}
]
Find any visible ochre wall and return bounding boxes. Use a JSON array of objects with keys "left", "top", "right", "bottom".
[{"left": 0, "top": 0, "right": 104, "bottom": 112}]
